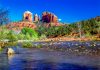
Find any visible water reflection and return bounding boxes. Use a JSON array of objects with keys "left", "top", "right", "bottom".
[
  {"left": 0, "top": 52, "right": 99, "bottom": 70},
  {"left": 0, "top": 41, "right": 100, "bottom": 70},
  {"left": 0, "top": 54, "right": 9, "bottom": 70},
  {"left": 8, "top": 54, "right": 15, "bottom": 61},
  {"left": 8, "top": 54, "right": 99, "bottom": 70}
]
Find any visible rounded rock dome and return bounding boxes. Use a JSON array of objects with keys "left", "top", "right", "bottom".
[
  {"left": 24, "top": 11, "right": 32, "bottom": 14},
  {"left": 23, "top": 11, "right": 33, "bottom": 22}
]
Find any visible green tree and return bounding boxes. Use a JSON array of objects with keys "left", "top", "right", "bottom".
[
  {"left": 21, "top": 27, "right": 38, "bottom": 39},
  {"left": 0, "top": 8, "right": 9, "bottom": 25},
  {"left": 7, "top": 31, "right": 18, "bottom": 41}
]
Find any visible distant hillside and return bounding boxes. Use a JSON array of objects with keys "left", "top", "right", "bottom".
[{"left": 70, "top": 16, "right": 100, "bottom": 37}]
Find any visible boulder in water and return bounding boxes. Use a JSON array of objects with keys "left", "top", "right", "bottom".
[{"left": 7, "top": 48, "right": 15, "bottom": 55}]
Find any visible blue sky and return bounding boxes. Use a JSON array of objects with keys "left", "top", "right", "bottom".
[{"left": 0, "top": 0, "right": 100, "bottom": 23}]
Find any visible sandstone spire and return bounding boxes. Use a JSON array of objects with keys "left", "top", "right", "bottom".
[
  {"left": 34, "top": 14, "right": 39, "bottom": 22},
  {"left": 23, "top": 11, "right": 33, "bottom": 22}
]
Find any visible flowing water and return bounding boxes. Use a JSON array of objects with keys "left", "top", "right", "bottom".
[{"left": 0, "top": 41, "right": 100, "bottom": 70}]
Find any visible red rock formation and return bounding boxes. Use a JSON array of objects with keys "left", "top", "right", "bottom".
[
  {"left": 6, "top": 22, "right": 36, "bottom": 31},
  {"left": 34, "top": 14, "right": 39, "bottom": 22},
  {"left": 23, "top": 11, "right": 33, "bottom": 22},
  {"left": 42, "top": 12, "right": 58, "bottom": 23},
  {"left": 5, "top": 11, "right": 63, "bottom": 31}
]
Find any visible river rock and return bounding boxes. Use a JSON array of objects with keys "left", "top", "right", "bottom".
[{"left": 7, "top": 48, "right": 15, "bottom": 55}]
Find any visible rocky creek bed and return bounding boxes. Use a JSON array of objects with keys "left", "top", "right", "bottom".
[{"left": 0, "top": 41, "right": 100, "bottom": 70}]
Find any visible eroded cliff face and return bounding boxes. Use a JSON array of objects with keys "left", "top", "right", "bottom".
[
  {"left": 42, "top": 12, "right": 58, "bottom": 23},
  {"left": 6, "top": 22, "right": 36, "bottom": 30},
  {"left": 6, "top": 11, "right": 63, "bottom": 31},
  {"left": 23, "top": 11, "right": 59, "bottom": 24},
  {"left": 23, "top": 11, "right": 33, "bottom": 22},
  {"left": 41, "top": 12, "right": 62, "bottom": 27}
]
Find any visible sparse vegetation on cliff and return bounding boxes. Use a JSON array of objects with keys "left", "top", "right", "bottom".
[{"left": 37, "top": 18, "right": 100, "bottom": 40}]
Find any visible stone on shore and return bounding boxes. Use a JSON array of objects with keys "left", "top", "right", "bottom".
[{"left": 7, "top": 48, "right": 15, "bottom": 55}]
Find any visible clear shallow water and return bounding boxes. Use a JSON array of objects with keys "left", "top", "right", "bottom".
[{"left": 0, "top": 41, "right": 100, "bottom": 70}]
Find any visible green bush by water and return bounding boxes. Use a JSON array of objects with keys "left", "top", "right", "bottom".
[
  {"left": 22, "top": 42, "right": 33, "bottom": 48},
  {"left": 36, "top": 44, "right": 43, "bottom": 48}
]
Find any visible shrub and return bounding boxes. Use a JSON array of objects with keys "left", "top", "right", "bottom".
[
  {"left": 0, "top": 27, "right": 10, "bottom": 40},
  {"left": 0, "top": 47, "right": 3, "bottom": 52},
  {"left": 24, "top": 33, "right": 31, "bottom": 40},
  {"left": 6, "top": 31, "right": 18, "bottom": 42},
  {"left": 17, "top": 33, "right": 25, "bottom": 40},
  {"left": 22, "top": 42, "right": 33, "bottom": 48},
  {"left": 36, "top": 44, "right": 43, "bottom": 48},
  {"left": 39, "top": 34, "right": 47, "bottom": 40},
  {"left": 21, "top": 27, "right": 39, "bottom": 39}
]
